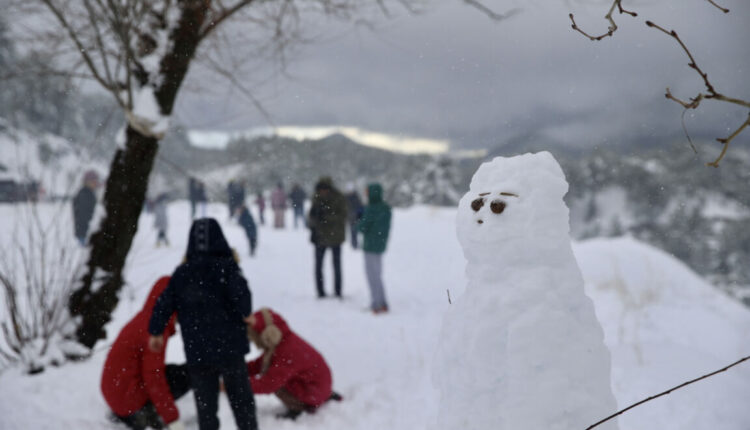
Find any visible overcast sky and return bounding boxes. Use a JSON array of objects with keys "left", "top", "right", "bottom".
[{"left": 175, "top": 0, "right": 749, "bottom": 153}]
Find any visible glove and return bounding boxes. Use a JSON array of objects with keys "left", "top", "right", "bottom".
[{"left": 167, "top": 421, "right": 185, "bottom": 430}]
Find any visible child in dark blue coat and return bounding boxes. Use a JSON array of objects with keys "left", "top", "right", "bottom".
[
  {"left": 148, "top": 218, "right": 257, "bottom": 430},
  {"left": 235, "top": 205, "right": 257, "bottom": 256}
]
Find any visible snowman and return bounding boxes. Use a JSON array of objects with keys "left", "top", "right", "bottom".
[{"left": 433, "top": 152, "right": 618, "bottom": 430}]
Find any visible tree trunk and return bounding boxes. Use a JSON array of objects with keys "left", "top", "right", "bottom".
[
  {"left": 67, "top": 2, "right": 209, "bottom": 350},
  {"left": 68, "top": 127, "right": 158, "bottom": 348}
]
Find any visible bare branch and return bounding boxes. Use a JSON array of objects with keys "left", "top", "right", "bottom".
[
  {"left": 587, "top": 354, "right": 750, "bottom": 430},
  {"left": 705, "top": 0, "right": 729, "bottom": 14},
  {"left": 37, "top": 0, "right": 117, "bottom": 95},
  {"left": 199, "top": 0, "right": 256, "bottom": 41},
  {"left": 569, "top": 0, "right": 637, "bottom": 42},
  {"left": 463, "top": 0, "right": 520, "bottom": 22},
  {"left": 707, "top": 113, "right": 750, "bottom": 168}
]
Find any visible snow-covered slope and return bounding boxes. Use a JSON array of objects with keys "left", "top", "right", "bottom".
[
  {"left": 0, "top": 203, "right": 748, "bottom": 429},
  {"left": 575, "top": 237, "right": 750, "bottom": 430}
]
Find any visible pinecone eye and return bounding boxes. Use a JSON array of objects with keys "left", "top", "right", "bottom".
[
  {"left": 471, "top": 198, "right": 485, "bottom": 212},
  {"left": 490, "top": 200, "right": 506, "bottom": 214}
]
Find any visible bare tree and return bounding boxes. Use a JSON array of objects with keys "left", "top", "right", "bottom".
[{"left": 569, "top": 0, "right": 750, "bottom": 167}]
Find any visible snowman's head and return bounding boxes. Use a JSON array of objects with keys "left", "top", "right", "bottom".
[{"left": 456, "top": 152, "right": 570, "bottom": 260}]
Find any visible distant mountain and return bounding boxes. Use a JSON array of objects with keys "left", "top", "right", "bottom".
[{"left": 187, "top": 132, "right": 475, "bottom": 207}]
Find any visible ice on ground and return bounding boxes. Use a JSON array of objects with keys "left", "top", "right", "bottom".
[{"left": 434, "top": 152, "right": 618, "bottom": 430}]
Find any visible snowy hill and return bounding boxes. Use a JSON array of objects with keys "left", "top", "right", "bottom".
[
  {"left": 1, "top": 203, "right": 749, "bottom": 429},
  {"left": 575, "top": 237, "right": 750, "bottom": 430}
]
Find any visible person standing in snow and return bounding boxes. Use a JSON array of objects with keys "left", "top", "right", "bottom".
[
  {"left": 357, "top": 183, "right": 392, "bottom": 314},
  {"left": 271, "top": 182, "right": 287, "bottom": 228},
  {"left": 245, "top": 308, "right": 342, "bottom": 420},
  {"left": 236, "top": 204, "right": 258, "bottom": 256},
  {"left": 149, "top": 218, "right": 258, "bottom": 430},
  {"left": 188, "top": 177, "right": 199, "bottom": 219},
  {"left": 308, "top": 177, "right": 348, "bottom": 298},
  {"left": 288, "top": 183, "right": 307, "bottom": 229},
  {"left": 153, "top": 192, "right": 170, "bottom": 247},
  {"left": 102, "top": 276, "right": 191, "bottom": 430},
  {"left": 227, "top": 179, "right": 246, "bottom": 218},
  {"left": 72, "top": 169, "right": 100, "bottom": 245},
  {"left": 194, "top": 181, "right": 207, "bottom": 218},
  {"left": 344, "top": 183, "right": 364, "bottom": 249},
  {"left": 255, "top": 191, "right": 266, "bottom": 226}
]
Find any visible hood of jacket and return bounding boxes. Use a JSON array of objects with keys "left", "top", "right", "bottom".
[
  {"left": 367, "top": 183, "right": 384, "bottom": 205},
  {"left": 185, "top": 218, "right": 233, "bottom": 260}
]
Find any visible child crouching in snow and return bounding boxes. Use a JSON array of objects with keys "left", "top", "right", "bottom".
[
  {"left": 245, "top": 308, "right": 342, "bottom": 420},
  {"left": 101, "top": 276, "right": 191, "bottom": 430}
]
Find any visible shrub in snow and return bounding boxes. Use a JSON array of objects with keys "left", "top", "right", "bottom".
[
  {"left": 433, "top": 152, "right": 618, "bottom": 430},
  {"left": 0, "top": 202, "right": 87, "bottom": 374}
]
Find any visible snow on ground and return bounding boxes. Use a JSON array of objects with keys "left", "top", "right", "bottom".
[{"left": 1, "top": 201, "right": 749, "bottom": 429}]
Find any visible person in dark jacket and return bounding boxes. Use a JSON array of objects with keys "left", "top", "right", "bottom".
[
  {"left": 344, "top": 184, "right": 364, "bottom": 249},
  {"left": 235, "top": 205, "right": 258, "bottom": 256},
  {"left": 149, "top": 218, "right": 258, "bottom": 430},
  {"left": 308, "top": 177, "right": 348, "bottom": 298},
  {"left": 102, "top": 276, "right": 191, "bottom": 430},
  {"left": 245, "top": 308, "right": 342, "bottom": 420},
  {"left": 228, "top": 179, "right": 246, "bottom": 218},
  {"left": 288, "top": 183, "right": 307, "bottom": 229},
  {"left": 188, "top": 177, "right": 199, "bottom": 219},
  {"left": 72, "top": 170, "right": 100, "bottom": 245},
  {"left": 358, "top": 183, "right": 392, "bottom": 314}
]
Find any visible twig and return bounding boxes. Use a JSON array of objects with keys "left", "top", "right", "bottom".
[
  {"left": 679, "top": 109, "right": 698, "bottom": 154},
  {"left": 705, "top": 0, "right": 729, "bottom": 13},
  {"left": 446, "top": 289, "right": 452, "bottom": 304},
  {"left": 707, "top": 113, "right": 750, "bottom": 168},
  {"left": 569, "top": 0, "right": 636, "bottom": 42},
  {"left": 646, "top": 20, "right": 750, "bottom": 166},
  {"left": 463, "top": 0, "right": 521, "bottom": 22},
  {"left": 586, "top": 354, "right": 750, "bottom": 430}
]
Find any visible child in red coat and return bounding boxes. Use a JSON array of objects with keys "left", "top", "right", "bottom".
[
  {"left": 101, "top": 277, "right": 191, "bottom": 430},
  {"left": 245, "top": 308, "right": 342, "bottom": 420}
]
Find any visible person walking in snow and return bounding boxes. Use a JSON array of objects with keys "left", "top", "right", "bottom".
[
  {"left": 255, "top": 191, "right": 266, "bottom": 226},
  {"left": 271, "top": 182, "right": 287, "bottom": 228},
  {"left": 153, "top": 192, "right": 170, "bottom": 247},
  {"left": 358, "top": 183, "right": 392, "bottom": 314},
  {"left": 344, "top": 183, "right": 364, "bottom": 249},
  {"left": 308, "top": 177, "right": 348, "bottom": 298},
  {"left": 245, "top": 308, "right": 342, "bottom": 420},
  {"left": 149, "top": 218, "right": 258, "bottom": 430},
  {"left": 288, "top": 183, "right": 307, "bottom": 229},
  {"left": 72, "top": 169, "right": 100, "bottom": 245},
  {"left": 236, "top": 204, "right": 258, "bottom": 256},
  {"left": 102, "top": 276, "right": 191, "bottom": 430}
]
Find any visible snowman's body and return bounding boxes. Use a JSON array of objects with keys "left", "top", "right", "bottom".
[{"left": 434, "top": 152, "right": 618, "bottom": 430}]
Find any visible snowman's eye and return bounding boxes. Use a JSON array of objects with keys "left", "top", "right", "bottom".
[
  {"left": 471, "top": 198, "right": 485, "bottom": 212},
  {"left": 490, "top": 200, "right": 506, "bottom": 214}
]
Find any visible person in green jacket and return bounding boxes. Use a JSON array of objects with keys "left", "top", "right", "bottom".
[
  {"left": 357, "top": 183, "right": 392, "bottom": 314},
  {"left": 308, "top": 177, "right": 348, "bottom": 298}
]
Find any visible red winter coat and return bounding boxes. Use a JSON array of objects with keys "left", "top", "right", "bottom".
[
  {"left": 101, "top": 277, "right": 179, "bottom": 424},
  {"left": 246, "top": 310, "right": 332, "bottom": 408}
]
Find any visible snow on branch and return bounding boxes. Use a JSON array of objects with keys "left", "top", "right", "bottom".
[{"left": 570, "top": 0, "right": 749, "bottom": 168}]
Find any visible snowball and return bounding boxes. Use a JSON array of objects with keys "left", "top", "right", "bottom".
[{"left": 434, "top": 152, "right": 619, "bottom": 430}]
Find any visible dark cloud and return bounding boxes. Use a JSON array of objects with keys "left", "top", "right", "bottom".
[{"left": 176, "top": 0, "right": 750, "bottom": 152}]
